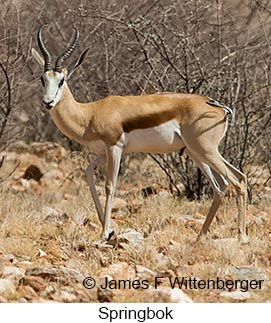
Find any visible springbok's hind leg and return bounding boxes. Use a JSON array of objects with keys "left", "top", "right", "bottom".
[
  {"left": 199, "top": 168, "right": 228, "bottom": 236},
  {"left": 189, "top": 150, "right": 247, "bottom": 241},
  {"left": 187, "top": 151, "right": 228, "bottom": 238},
  {"left": 222, "top": 158, "right": 248, "bottom": 242}
]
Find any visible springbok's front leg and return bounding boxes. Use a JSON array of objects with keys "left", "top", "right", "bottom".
[
  {"left": 101, "top": 144, "right": 123, "bottom": 241},
  {"left": 85, "top": 155, "right": 106, "bottom": 227}
]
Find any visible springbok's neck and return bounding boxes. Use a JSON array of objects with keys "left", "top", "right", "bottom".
[{"left": 49, "top": 83, "right": 94, "bottom": 145}]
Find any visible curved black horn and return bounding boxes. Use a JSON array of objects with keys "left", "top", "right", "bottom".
[
  {"left": 55, "top": 28, "right": 79, "bottom": 72},
  {"left": 38, "top": 25, "right": 52, "bottom": 72}
]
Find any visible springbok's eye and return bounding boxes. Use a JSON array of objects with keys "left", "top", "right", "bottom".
[
  {"left": 58, "top": 78, "right": 65, "bottom": 88},
  {"left": 40, "top": 76, "right": 45, "bottom": 87}
]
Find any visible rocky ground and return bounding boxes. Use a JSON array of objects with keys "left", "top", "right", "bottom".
[{"left": 0, "top": 141, "right": 270, "bottom": 303}]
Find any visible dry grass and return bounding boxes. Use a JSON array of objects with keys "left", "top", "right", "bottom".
[{"left": 0, "top": 144, "right": 270, "bottom": 303}]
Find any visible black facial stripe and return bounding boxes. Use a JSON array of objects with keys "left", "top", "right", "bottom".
[
  {"left": 58, "top": 78, "right": 65, "bottom": 88},
  {"left": 40, "top": 76, "right": 45, "bottom": 86}
]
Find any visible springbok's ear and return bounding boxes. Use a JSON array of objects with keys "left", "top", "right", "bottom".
[
  {"left": 67, "top": 47, "right": 90, "bottom": 80},
  {"left": 31, "top": 48, "right": 44, "bottom": 66}
]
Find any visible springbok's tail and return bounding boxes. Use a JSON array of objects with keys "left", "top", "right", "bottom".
[
  {"left": 206, "top": 98, "right": 233, "bottom": 115},
  {"left": 206, "top": 98, "right": 235, "bottom": 124}
]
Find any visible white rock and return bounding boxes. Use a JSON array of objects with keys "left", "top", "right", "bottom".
[
  {"left": 222, "top": 266, "right": 268, "bottom": 281},
  {"left": 169, "top": 288, "right": 194, "bottom": 303},
  {"left": 3, "top": 254, "right": 16, "bottom": 263},
  {"left": 0, "top": 279, "right": 16, "bottom": 297},
  {"left": 157, "top": 287, "right": 193, "bottom": 303},
  {"left": 56, "top": 290, "right": 77, "bottom": 302},
  {"left": 2, "top": 266, "right": 25, "bottom": 282},
  {"left": 118, "top": 229, "right": 144, "bottom": 248},
  {"left": 154, "top": 253, "right": 171, "bottom": 271},
  {"left": 108, "top": 262, "right": 136, "bottom": 280},
  {"left": 220, "top": 290, "right": 252, "bottom": 301},
  {"left": 135, "top": 265, "right": 155, "bottom": 280},
  {"left": 38, "top": 249, "right": 47, "bottom": 257}
]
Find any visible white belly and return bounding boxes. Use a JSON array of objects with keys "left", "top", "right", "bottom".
[{"left": 123, "top": 119, "right": 185, "bottom": 154}]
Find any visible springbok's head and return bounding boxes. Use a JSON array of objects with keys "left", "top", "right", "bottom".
[{"left": 32, "top": 26, "right": 89, "bottom": 109}]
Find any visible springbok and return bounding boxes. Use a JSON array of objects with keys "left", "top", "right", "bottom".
[{"left": 31, "top": 26, "right": 248, "bottom": 243}]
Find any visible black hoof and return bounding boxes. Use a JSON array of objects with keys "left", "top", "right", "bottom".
[{"left": 107, "top": 230, "right": 115, "bottom": 241}]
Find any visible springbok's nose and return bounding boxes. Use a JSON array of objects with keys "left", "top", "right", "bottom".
[{"left": 43, "top": 100, "right": 54, "bottom": 109}]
